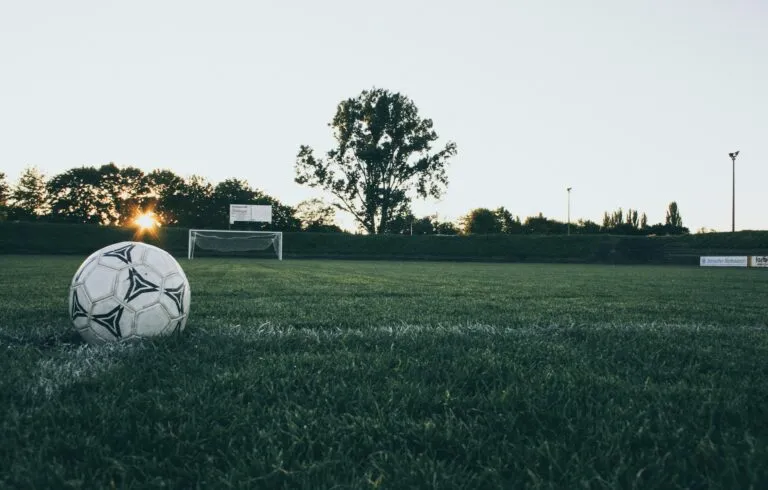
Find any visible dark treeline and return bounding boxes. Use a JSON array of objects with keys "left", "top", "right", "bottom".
[
  {"left": 0, "top": 164, "right": 340, "bottom": 232},
  {"left": 456, "top": 204, "right": 688, "bottom": 236},
  {"left": 0, "top": 164, "right": 688, "bottom": 235}
]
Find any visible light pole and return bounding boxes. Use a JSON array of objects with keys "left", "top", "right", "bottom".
[
  {"left": 567, "top": 187, "right": 572, "bottom": 235},
  {"left": 729, "top": 151, "right": 739, "bottom": 232}
]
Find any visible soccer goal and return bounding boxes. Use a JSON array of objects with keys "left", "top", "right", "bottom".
[{"left": 188, "top": 230, "right": 283, "bottom": 260}]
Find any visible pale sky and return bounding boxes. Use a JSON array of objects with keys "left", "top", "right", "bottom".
[{"left": 1, "top": 0, "right": 766, "bottom": 232}]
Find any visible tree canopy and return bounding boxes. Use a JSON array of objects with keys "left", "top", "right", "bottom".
[
  {"left": 295, "top": 198, "right": 342, "bottom": 232},
  {"left": 295, "top": 88, "right": 457, "bottom": 234},
  {"left": 461, "top": 208, "right": 502, "bottom": 234},
  {"left": 2, "top": 165, "right": 307, "bottom": 231},
  {"left": 9, "top": 166, "right": 49, "bottom": 220}
]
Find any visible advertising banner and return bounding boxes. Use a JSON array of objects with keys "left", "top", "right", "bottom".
[
  {"left": 749, "top": 256, "right": 768, "bottom": 268},
  {"left": 229, "top": 204, "right": 272, "bottom": 224},
  {"left": 700, "top": 256, "right": 748, "bottom": 267}
]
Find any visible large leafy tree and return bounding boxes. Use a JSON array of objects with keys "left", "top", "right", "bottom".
[
  {"left": 45, "top": 163, "right": 154, "bottom": 225},
  {"left": 169, "top": 175, "right": 215, "bottom": 228},
  {"left": 9, "top": 166, "right": 50, "bottom": 220},
  {"left": 145, "top": 172, "right": 220, "bottom": 228},
  {"left": 145, "top": 169, "right": 187, "bottom": 226},
  {"left": 97, "top": 163, "right": 151, "bottom": 225},
  {"left": 47, "top": 166, "right": 105, "bottom": 223},
  {"left": 295, "top": 88, "right": 457, "bottom": 234}
]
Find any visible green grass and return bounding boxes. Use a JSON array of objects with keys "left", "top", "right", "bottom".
[{"left": 1, "top": 256, "right": 768, "bottom": 489}]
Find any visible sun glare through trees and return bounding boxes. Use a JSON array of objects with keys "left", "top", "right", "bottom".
[{"left": 133, "top": 211, "right": 160, "bottom": 231}]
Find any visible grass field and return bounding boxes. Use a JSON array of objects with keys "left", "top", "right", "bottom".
[{"left": 1, "top": 255, "right": 767, "bottom": 489}]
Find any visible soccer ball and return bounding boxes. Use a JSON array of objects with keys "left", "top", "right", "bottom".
[{"left": 69, "top": 241, "right": 191, "bottom": 345}]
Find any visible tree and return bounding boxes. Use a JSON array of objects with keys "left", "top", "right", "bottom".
[
  {"left": 602, "top": 211, "right": 611, "bottom": 229},
  {"left": 0, "top": 172, "right": 9, "bottom": 220},
  {"left": 435, "top": 221, "right": 459, "bottom": 235},
  {"left": 663, "top": 201, "right": 688, "bottom": 235},
  {"left": 600, "top": 207, "right": 647, "bottom": 234},
  {"left": 576, "top": 219, "right": 601, "bottom": 234},
  {"left": 295, "top": 88, "right": 457, "bottom": 234},
  {"left": 524, "top": 213, "right": 565, "bottom": 234},
  {"left": 0, "top": 172, "right": 8, "bottom": 205},
  {"left": 626, "top": 209, "right": 639, "bottom": 229},
  {"left": 211, "top": 178, "right": 258, "bottom": 227},
  {"left": 145, "top": 169, "right": 187, "bottom": 226},
  {"left": 410, "top": 216, "right": 435, "bottom": 235},
  {"left": 461, "top": 208, "right": 502, "bottom": 234},
  {"left": 665, "top": 201, "right": 683, "bottom": 229},
  {"left": 494, "top": 207, "right": 522, "bottom": 234},
  {"left": 295, "top": 198, "right": 342, "bottom": 232},
  {"left": 170, "top": 175, "right": 216, "bottom": 228},
  {"left": 47, "top": 166, "right": 104, "bottom": 223},
  {"left": 9, "top": 166, "right": 49, "bottom": 220},
  {"left": 47, "top": 163, "right": 152, "bottom": 225},
  {"left": 97, "top": 163, "right": 151, "bottom": 225}
]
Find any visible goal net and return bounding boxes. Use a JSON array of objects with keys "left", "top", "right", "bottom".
[{"left": 188, "top": 230, "right": 283, "bottom": 260}]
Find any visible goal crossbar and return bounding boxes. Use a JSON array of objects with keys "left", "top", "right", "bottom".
[{"left": 188, "top": 229, "right": 283, "bottom": 260}]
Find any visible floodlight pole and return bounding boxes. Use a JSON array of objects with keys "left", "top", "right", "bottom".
[
  {"left": 729, "top": 151, "right": 739, "bottom": 232},
  {"left": 567, "top": 187, "right": 572, "bottom": 235}
]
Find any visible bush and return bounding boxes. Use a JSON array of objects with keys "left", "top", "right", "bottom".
[{"left": 1, "top": 222, "right": 767, "bottom": 265}]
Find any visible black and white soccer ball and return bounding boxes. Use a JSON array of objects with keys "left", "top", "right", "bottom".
[{"left": 69, "top": 241, "right": 191, "bottom": 345}]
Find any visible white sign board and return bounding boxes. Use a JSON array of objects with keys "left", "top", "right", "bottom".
[
  {"left": 750, "top": 256, "right": 768, "bottom": 268},
  {"left": 229, "top": 204, "right": 272, "bottom": 224},
  {"left": 700, "top": 256, "right": 748, "bottom": 267}
]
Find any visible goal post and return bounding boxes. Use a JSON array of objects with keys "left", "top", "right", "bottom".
[{"left": 188, "top": 230, "right": 283, "bottom": 260}]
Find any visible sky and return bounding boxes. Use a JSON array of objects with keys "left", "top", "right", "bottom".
[{"left": 1, "top": 0, "right": 766, "bottom": 232}]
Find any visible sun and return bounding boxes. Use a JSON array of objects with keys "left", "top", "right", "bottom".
[{"left": 134, "top": 211, "right": 160, "bottom": 231}]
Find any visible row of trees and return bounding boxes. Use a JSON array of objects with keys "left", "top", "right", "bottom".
[
  {"left": 0, "top": 165, "right": 340, "bottom": 232},
  {"left": 0, "top": 165, "right": 688, "bottom": 235},
  {"left": 455, "top": 203, "right": 687, "bottom": 236},
  {"left": 0, "top": 88, "right": 689, "bottom": 236}
]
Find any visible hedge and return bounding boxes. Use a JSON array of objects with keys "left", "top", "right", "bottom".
[{"left": 1, "top": 221, "right": 767, "bottom": 265}]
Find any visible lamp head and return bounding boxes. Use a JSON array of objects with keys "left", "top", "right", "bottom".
[
  {"left": 729, "top": 151, "right": 739, "bottom": 158},
  {"left": 567, "top": 187, "right": 572, "bottom": 191}
]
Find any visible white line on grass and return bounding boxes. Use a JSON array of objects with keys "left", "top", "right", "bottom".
[
  {"left": 193, "top": 321, "right": 768, "bottom": 342},
  {"left": 27, "top": 342, "right": 146, "bottom": 399}
]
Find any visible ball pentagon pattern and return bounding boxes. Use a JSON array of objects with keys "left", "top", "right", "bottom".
[{"left": 68, "top": 242, "right": 191, "bottom": 345}]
